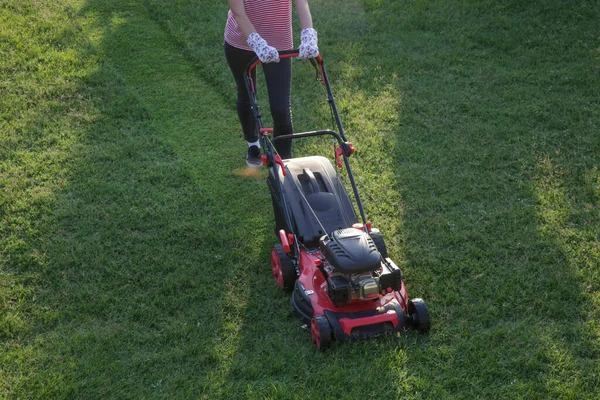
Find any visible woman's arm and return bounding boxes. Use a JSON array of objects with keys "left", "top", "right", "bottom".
[
  {"left": 228, "top": 0, "right": 256, "bottom": 38},
  {"left": 295, "top": 0, "right": 318, "bottom": 59},
  {"left": 294, "top": 0, "right": 314, "bottom": 30},
  {"left": 228, "top": 0, "right": 280, "bottom": 62}
]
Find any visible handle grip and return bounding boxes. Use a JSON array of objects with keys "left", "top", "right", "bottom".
[{"left": 246, "top": 49, "right": 322, "bottom": 75}]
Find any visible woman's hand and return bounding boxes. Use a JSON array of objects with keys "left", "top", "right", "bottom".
[
  {"left": 298, "top": 28, "right": 319, "bottom": 59},
  {"left": 247, "top": 32, "right": 280, "bottom": 63}
]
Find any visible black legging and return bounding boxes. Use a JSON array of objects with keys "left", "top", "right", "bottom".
[{"left": 224, "top": 41, "right": 293, "bottom": 159}]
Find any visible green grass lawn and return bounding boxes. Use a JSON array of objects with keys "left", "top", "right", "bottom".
[{"left": 2, "top": 0, "right": 599, "bottom": 398}]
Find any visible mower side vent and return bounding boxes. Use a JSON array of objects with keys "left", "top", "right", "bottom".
[
  {"left": 367, "top": 241, "right": 378, "bottom": 253},
  {"left": 327, "top": 242, "right": 350, "bottom": 257}
]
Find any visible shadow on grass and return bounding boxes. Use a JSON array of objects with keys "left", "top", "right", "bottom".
[{"left": 6, "top": 0, "right": 271, "bottom": 397}]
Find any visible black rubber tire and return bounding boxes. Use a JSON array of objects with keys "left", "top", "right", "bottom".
[
  {"left": 370, "top": 228, "right": 388, "bottom": 258},
  {"left": 392, "top": 303, "right": 407, "bottom": 333},
  {"left": 291, "top": 282, "right": 313, "bottom": 325},
  {"left": 311, "top": 315, "right": 332, "bottom": 350},
  {"left": 408, "top": 298, "right": 431, "bottom": 333},
  {"left": 271, "top": 244, "right": 296, "bottom": 293}
]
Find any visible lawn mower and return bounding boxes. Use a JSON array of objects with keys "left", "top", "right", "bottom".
[{"left": 245, "top": 50, "right": 430, "bottom": 350}]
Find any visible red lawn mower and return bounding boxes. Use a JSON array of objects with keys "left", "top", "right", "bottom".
[{"left": 245, "top": 50, "right": 430, "bottom": 350}]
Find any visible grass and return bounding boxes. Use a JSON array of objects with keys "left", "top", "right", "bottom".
[{"left": 1, "top": 0, "right": 599, "bottom": 398}]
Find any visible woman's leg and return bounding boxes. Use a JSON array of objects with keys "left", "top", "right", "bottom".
[
  {"left": 224, "top": 42, "right": 258, "bottom": 144},
  {"left": 263, "top": 58, "right": 293, "bottom": 159}
]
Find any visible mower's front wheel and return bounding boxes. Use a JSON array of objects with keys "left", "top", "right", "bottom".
[
  {"left": 392, "top": 303, "right": 407, "bottom": 333},
  {"left": 271, "top": 244, "right": 296, "bottom": 293},
  {"left": 408, "top": 298, "right": 431, "bottom": 333},
  {"left": 310, "top": 315, "right": 332, "bottom": 351}
]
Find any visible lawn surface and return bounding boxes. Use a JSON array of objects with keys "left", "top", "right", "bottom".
[{"left": 1, "top": 0, "right": 599, "bottom": 398}]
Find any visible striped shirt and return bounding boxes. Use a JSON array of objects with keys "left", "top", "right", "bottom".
[{"left": 225, "top": 0, "right": 293, "bottom": 51}]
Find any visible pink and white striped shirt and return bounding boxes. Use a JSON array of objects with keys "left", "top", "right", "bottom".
[{"left": 225, "top": 0, "right": 293, "bottom": 51}]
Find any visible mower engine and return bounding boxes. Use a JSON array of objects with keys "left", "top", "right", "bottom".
[{"left": 319, "top": 228, "right": 402, "bottom": 307}]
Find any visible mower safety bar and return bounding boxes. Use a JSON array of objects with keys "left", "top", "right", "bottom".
[
  {"left": 271, "top": 129, "right": 354, "bottom": 160},
  {"left": 271, "top": 129, "right": 340, "bottom": 144},
  {"left": 246, "top": 50, "right": 324, "bottom": 91}
]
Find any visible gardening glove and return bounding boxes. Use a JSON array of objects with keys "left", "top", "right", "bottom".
[
  {"left": 298, "top": 28, "right": 319, "bottom": 59},
  {"left": 247, "top": 32, "right": 280, "bottom": 63}
]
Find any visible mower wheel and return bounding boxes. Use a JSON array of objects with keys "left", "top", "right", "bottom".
[
  {"left": 392, "top": 303, "right": 407, "bottom": 333},
  {"left": 370, "top": 228, "right": 388, "bottom": 258},
  {"left": 408, "top": 298, "right": 431, "bottom": 333},
  {"left": 310, "top": 315, "right": 332, "bottom": 351},
  {"left": 271, "top": 244, "right": 296, "bottom": 293}
]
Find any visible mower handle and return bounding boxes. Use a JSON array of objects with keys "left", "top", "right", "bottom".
[
  {"left": 246, "top": 49, "right": 323, "bottom": 77},
  {"left": 245, "top": 50, "right": 325, "bottom": 94},
  {"left": 243, "top": 49, "right": 366, "bottom": 227},
  {"left": 270, "top": 129, "right": 341, "bottom": 144}
]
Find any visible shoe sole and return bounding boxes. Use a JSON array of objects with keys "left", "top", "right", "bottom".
[{"left": 246, "top": 159, "right": 262, "bottom": 168}]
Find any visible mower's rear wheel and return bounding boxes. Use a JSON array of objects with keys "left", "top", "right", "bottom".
[
  {"left": 271, "top": 244, "right": 296, "bottom": 293},
  {"left": 408, "top": 298, "right": 430, "bottom": 333},
  {"left": 370, "top": 228, "right": 388, "bottom": 258},
  {"left": 310, "top": 315, "right": 332, "bottom": 351}
]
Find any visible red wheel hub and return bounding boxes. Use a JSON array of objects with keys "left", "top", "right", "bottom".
[
  {"left": 310, "top": 318, "right": 321, "bottom": 348},
  {"left": 271, "top": 248, "right": 283, "bottom": 288}
]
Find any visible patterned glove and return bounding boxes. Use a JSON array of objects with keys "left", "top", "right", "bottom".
[
  {"left": 298, "top": 28, "right": 319, "bottom": 59},
  {"left": 246, "top": 32, "right": 280, "bottom": 63}
]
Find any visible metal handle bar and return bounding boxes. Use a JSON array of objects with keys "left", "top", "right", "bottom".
[
  {"left": 271, "top": 129, "right": 356, "bottom": 170},
  {"left": 246, "top": 49, "right": 323, "bottom": 77},
  {"left": 269, "top": 129, "right": 341, "bottom": 145}
]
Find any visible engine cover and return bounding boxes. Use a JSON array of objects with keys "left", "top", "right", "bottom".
[{"left": 320, "top": 228, "right": 381, "bottom": 274}]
